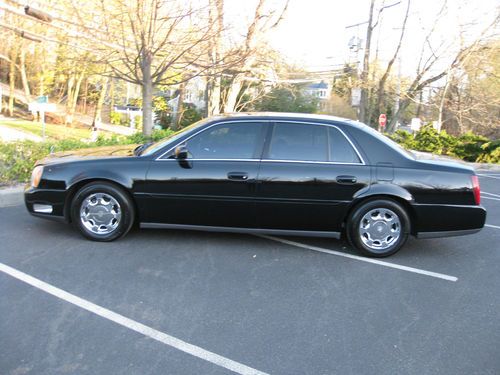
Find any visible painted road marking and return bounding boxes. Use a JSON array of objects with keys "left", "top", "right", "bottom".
[
  {"left": 478, "top": 174, "right": 500, "bottom": 180},
  {"left": 485, "top": 224, "right": 500, "bottom": 230},
  {"left": 256, "top": 235, "right": 458, "bottom": 282},
  {"left": 482, "top": 191, "right": 500, "bottom": 198},
  {"left": 0, "top": 263, "right": 268, "bottom": 375},
  {"left": 482, "top": 196, "right": 500, "bottom": 202}
]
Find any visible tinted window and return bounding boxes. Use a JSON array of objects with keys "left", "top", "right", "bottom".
[
  {"left": 268, "top": 123, "right": 328, "bottom": 161},
  {"left": 328, "top": 127, "right": 361, "bottom": 163},
  {"left": 185, "top": 122, "right": 264, "bottom": 159}
]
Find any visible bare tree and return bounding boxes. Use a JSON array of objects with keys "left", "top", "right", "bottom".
[
  {"left": 219, "top": 0, "right": 289, "bottom": 113},
  {"left": 386, "top": 10, "right": 500, "bottom": 132},
  {"left": 70, "top": 0, "right": 216, "bottom": 137}
]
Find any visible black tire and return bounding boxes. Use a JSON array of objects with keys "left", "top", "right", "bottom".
[
  {"left": 346, "top": 199, "right": 410, "bottom": 257},
  {"left": 71, "top": 182, "right": 135, "bottom": 241}
]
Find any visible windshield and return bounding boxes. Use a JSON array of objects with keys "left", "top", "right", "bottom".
[{"left": 140, "top": 118, "right": 211, "bottom": 156}]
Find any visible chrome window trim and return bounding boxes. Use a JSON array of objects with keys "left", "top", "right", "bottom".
[
  {"left": 155, "top": 119, "right": 366, "bottom": 165},
  {"left": 260, "top": 159, "right": 364, "bottom": 166},
  {"left": 155, "top": 120, "right": 271, "bottom": 161}
]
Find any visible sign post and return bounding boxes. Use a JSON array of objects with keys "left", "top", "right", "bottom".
[
  {"left": 28, "top": 96, "right": 56, "bottom": 139},
  {"left": 378, "top": 113, "right": 387, "bottom": 131}
]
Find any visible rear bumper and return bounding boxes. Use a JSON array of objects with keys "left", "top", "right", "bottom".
[
  {"left": 24, "top": 186, "right": 68, "bottom": 222},
  {"left": 413, "top": 203, "right": 486, "bottom": 238}
]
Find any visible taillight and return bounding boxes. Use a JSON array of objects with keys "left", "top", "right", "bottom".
[{"left": 471, "top": 175, "right": 480, "bottom": 205}]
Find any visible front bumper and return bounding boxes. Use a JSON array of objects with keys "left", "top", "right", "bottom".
[
  {"left": 24, "top": 186, "right": 68, "bottom": 222},
  {"left": 413, "top": 203, "right": 486, "bottom": 238}
]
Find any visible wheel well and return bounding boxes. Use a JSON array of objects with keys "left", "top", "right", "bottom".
[
  {"left": 343, "top": 195, "right": 416, "bottom": 235},
  {"left": 64, "top": 179, "right": 138, "bottom": 223}
]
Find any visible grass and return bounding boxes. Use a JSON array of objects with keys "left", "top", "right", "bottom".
[{"left": 0, "top": 119, "right": 92, "bottom": 140}]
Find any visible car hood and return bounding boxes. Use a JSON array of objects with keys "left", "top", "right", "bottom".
[{"left": 38, "top": 144, "right": 138, "bottom": 166}]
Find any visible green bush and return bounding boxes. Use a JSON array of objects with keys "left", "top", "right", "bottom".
[
  {"left": 476, "top": 140, "right": 500, "bottom": 163},
  {"left": 388, "top": 125, "right": 499, "bottom": 164},
  {"left": 0, "top": 128, "right": 175, "bottom": 184},
  {"left": 109, "top": 111, "right": 121, "bottom": 125}
]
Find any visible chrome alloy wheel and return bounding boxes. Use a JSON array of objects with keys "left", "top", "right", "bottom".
[
  {"left": 359, "top": 208, "right": 401, "bottom": 251},
  {"left": 79, "top": 193, "right": 121, "bottom": 235}
]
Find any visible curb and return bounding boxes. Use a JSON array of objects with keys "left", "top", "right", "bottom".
[{"left": 0, "top": 185, "right": 25, "bottom": 207}]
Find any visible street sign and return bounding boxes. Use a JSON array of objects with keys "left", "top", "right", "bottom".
[
  {"left": 410, "top": 117, "right": 422, "bottom": 131},
  {"left": 36, "top": 95, "right": 48, "bottom": 104},
  {"left": 378, "top": 113, "right": 387, "bottom": 127},
  {"left": 351, "top": 88, "right": 361, "bottom": 107},
  {"left": 28, "top": 97, "right": 56, "bottom": 139}
]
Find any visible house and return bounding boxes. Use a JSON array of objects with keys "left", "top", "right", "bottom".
[{"left": 305, "top": 81, "right": 330, "bottom": 100}]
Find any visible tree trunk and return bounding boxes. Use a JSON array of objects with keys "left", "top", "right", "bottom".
[
  {"left": 172, "top": 82, "right": 185, "bottom": 131},
  {"left": 206, "top": 0, "right": 224, "bottom": 116},
  {"left": 69, "top": 73, "right": 84, "bottom": 122},
  {"left": 19, "top": 49, "right": 31, "bottom": 102},
  {"left": 359, "top": 0, "right": 375, "bottom": 124},
  {"left": 66, "top": 74, "right": 75, "bottom": 124},
  {"left": 93, "top": 78, "right": 108, "bottom": 127},
  {"left": 8, "top": 47, "right": 17, "bottom": 116},
  {"left": 141, "top": 50, "right": 154, "bottom": 138},
  {"left": 224, "top": 76, "right": 244, "bottom": 113},
  {"left": 206, "top": 76, "right": 222, "bottom": 117}
]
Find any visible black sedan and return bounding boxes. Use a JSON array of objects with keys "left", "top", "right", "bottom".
[{"left": 25, "top": 113, "right": 486, "bottom": 257}]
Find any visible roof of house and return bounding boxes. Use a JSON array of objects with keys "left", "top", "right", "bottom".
[{"left": 307, "top": 81, "right": 329, "bottom": 90}]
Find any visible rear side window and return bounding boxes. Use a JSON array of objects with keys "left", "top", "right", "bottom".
[
  {"left": 328, "top": 127, "right": 361, "bottom": 163},
  {"left": 268, "top": 122, "right": 328, "bottom": 162},
  {"left": 266, "top": 122, "right": 361, "bottom": 163}
]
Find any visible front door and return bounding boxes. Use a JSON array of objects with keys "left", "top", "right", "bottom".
[
  {"left": 256, "top": 122, "right": 371, "bottom": 232},
  {"left": 141, "top": 121, "right": 268, "bottom": 228}
]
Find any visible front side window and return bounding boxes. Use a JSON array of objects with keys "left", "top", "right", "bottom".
[
  {"left": 268, "top": 122, "right": 328, "bottom": 162},
  {"left": 184, "top": 122, "right": 265, "bottom": 159}
]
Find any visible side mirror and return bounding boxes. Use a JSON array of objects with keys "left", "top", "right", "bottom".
[
  {"left": 174, "top": 145, "right": 192, "bottom": 169},
  {"left": 175, "top": 145, "right": 189, "bottom": 160}
]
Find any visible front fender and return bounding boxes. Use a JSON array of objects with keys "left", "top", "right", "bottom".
[{"left": 67, "top": 169, "right": 134, "bottom": 190}]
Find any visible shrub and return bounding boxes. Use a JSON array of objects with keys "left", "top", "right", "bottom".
[
  {"left": 476, "top": 140, "right": 500, "bottom": 163},
  {"left": 109, "top": 111, "right": 121, "bottom": 125},
  {"left": 0, "top": 128, "right": 176, "bottom": 183}
]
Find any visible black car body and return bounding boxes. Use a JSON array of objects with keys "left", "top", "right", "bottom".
[{"left": 25, "top": 113, "right": 486, "bottom": 256}]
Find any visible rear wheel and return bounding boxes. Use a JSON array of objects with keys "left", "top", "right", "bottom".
[
  {"left": 71, "top": 182, "right": 135, "bottom": 241},
  {"left": 346, "top": 199, "right": 410, "bottom": 257}
]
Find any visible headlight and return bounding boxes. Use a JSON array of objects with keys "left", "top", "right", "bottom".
[{"left": 31, "top": 166, "right": 43, "bottom": 188}]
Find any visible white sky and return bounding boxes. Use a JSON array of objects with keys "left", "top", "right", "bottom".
[{"left": 225, "top": 0, "right": 499, "bottom": 76}]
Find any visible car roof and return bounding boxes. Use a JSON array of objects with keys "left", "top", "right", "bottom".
[{"left": 209, "top": 112, "right": 362, "bottom": 126}]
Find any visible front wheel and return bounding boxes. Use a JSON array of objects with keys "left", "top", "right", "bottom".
[
  {"left": 346, "top": 199, "right": 410, "bottom": 257},
  {"left": 71, "top": 182, "right": 135, "bottom": 241}
]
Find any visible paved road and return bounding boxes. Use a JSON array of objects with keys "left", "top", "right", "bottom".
[
  {"left": 0, "top": 123, "right": 43, "bottom": 142},
  {"left": 0, "top": 175, "right": 499, "bottom": 375}
]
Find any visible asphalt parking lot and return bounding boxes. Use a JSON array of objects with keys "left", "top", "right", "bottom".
[{"left": 1, "top": 173, "right": 499, "bottom": 375}]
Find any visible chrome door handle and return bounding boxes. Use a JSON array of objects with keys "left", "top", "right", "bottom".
[
  {"left": 227, "top": 172, "right": 249, "bottom": 181},
  {"left": 336, "top": 175, "right": 357, "bottom": 184}
]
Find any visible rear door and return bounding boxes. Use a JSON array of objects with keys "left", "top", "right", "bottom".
[{"left": 255, "top": 121, "right": 371, "bottom": 232}]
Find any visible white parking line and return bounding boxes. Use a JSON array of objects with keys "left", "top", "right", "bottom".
[
  {"left": 482, "top": 191, "right": 500, "bottom": 198},
  {"left": 256, "top": 235, "right": 458, "bottom": 282},
  {"left": 0, "top": 262, "right": 268, "bottom": 375},
  {"left": 485, "top": 224, "right": 500, "bottom": 230},
  {"left": 482, "top": 196, "right": 500, "bottom": 202},
  {"left": 478, "top": 174, "right": 500, "bottom": 180}
]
